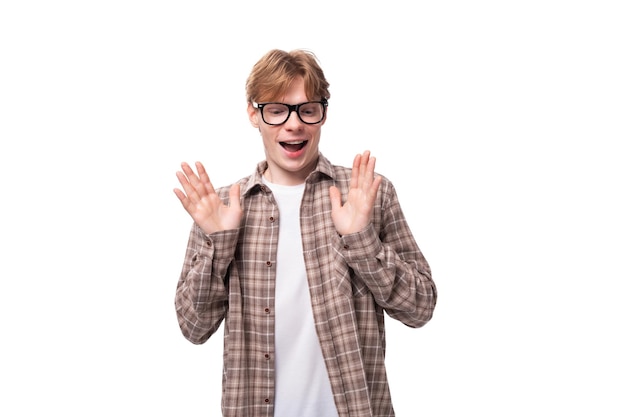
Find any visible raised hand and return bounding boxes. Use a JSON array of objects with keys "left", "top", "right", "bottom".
[
  {"left": 174, "top": 161, "right": 243, "bottom": 235},
  {"left": 329, "top": 150, "right": 382, "bottom": 236}
]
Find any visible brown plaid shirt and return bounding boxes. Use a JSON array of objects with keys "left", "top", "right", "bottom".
[{"left": 175, "top": 153, "right": 437, "bottom": 417}]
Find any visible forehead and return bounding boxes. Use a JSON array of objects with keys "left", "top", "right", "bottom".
[{"left": 275, "top": 77, "right": 309, "bottom": 103}]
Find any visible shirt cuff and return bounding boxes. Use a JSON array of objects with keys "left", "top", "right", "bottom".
[
  {"left": 339, "top": 223, "right": 382, "bottom": 263},
  {"left": 198, "top": 227, "right": 239, "bottom": 260}
]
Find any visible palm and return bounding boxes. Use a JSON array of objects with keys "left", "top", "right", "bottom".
[
  {"left": 174, "top": 162, "right": 242, "bottom": 235},
  {"left": 330, "top": 151, "right": 382, "bottom": 236}
]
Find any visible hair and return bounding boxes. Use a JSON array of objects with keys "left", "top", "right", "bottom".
[{"left": 245, "top": 49, "right": 330, "bottom": 104}]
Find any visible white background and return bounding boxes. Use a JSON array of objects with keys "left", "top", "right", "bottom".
[{"left": 1, "top": 1, "right": 624, "bottom": 415}]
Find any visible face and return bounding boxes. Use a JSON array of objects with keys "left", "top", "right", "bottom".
[{"left": 247, "top": 77, "right": 326, "bottom": 185}]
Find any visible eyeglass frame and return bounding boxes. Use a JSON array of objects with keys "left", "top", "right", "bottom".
[{"left": 252, "top": 98, "right": 328, "bottom": 126}]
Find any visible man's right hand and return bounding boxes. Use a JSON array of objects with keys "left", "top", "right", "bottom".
[{"left": 174, "top": 161, "right": 242, "bottom": 235}]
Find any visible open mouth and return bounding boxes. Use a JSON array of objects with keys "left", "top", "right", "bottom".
[{"left": 280, "top": 140, "right": 308, "bottom": 152}]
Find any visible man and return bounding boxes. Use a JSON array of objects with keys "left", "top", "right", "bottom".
[{"left": 174, "top": 49, "right": 437, "bottom": 417}]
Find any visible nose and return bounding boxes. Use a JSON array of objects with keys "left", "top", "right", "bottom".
[{"left": 283, "top": 108, "right": 304, "bottom": 129}]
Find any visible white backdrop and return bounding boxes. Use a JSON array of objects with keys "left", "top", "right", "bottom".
[{"left": 1, "top": 1, "right": 624, "bottom": 415}]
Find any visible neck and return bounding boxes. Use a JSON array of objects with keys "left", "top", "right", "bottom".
[{"left": 264, "top": 164, "right": 311, "bottom": 186}]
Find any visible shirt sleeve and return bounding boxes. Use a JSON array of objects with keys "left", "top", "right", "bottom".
[
  {"left": 339, "top": 181, "right": 437, "bottom": 328},
  {"left": 174, "top": 223, "right": 239, "bottom": 344}
]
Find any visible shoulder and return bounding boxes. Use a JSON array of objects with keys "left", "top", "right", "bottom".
[{"left": 215, "top": 159, "right": 266, "bottom": 199}]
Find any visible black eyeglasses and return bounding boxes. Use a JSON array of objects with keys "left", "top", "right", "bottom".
[{"left": 252, "top": 99, "right": 328, "bottom": 125}]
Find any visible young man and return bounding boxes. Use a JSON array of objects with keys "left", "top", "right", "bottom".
[{"left": 174, "top": 49, "right": 437, "bottom": 417}]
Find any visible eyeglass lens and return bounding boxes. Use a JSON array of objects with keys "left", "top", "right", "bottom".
[{"left": 262, "top": 102, "right": 324, "bottom": 125}]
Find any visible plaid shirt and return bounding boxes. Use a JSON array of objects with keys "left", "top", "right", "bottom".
[{"left": 175, "top": 153, "right": 437, "bottom": 417}]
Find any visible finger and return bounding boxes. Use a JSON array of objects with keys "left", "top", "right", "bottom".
[
  {"left": 179, "top": 162, "right": 200, "bottom": 191},
  {"left": 366, "top": 154, "right": 377, "bottom": 183},
  {"left": 173, "top": 186, "right": 199, "bottom": 215},
  {"left": 365, "top": 152, "right": 381, "bottom": 199},
  {"left": 175, "top": 170, "right": 200, "bottom": 203},
  {"left": 195, "top": 161, "right": 216, "bottom": 195},
  {"left": 180, "top": 161, "right": 197, "bottom": 181},
  {"left": 173, "top": 187, "right": 190, "bottom": 207},
  {"left": 228, "top": 183, "right": 242, "bottom": 211},
  {"left": 350, "top": 153, "right": 361, "bottom": 190},
  {"left": 328, "top": 185, "right": 343, "bottom": 210},
  {"left": 181, "top": 161, "right": 209, "bottom": 197},
  {"left": 178, "top": 161, "right": 209, "bottom": 202},
  {"left": 370, "top": 174, "right": 383, "bottom": 199},
  {"left": 359, "top": 150, "right": 373, "bottom": 187}
]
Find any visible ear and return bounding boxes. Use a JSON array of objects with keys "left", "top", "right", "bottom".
[
  {"left": 247, "top": 102, "right": 260, "bottom": 128},
  {"left": 320, "top": 106, "right": 328, "bottom": 126}
]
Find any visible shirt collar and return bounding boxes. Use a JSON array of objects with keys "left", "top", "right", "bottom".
[{"left": 241, "top": 152, "right": 335, "bottom": 196}]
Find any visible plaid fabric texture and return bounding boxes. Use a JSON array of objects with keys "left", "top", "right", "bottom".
[{"left": 175, "top": 153, "right": 437, "bottom": 417}]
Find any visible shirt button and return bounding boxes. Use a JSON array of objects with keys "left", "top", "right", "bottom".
[
  {"left": 266, "top": 261, "right": 272, "bottom": 267},
  {"left": 269, "top": 216, "right": 275, "bottom": 222},
  {"left": 343, "top": 244, "right": 350, "bottom": 249},
  {"left": 264, "top": 353, "right": 270, "bottom": 359},
  {"left": 264, "top": 398, "right": 270, "bottom": 403},
  {"left": 264, "top": 308, "right": 270, "bottom": 313}
]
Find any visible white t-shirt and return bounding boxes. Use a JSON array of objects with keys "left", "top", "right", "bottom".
[{"left": 266, "top": 180, "right": 338, "bottom": 417}]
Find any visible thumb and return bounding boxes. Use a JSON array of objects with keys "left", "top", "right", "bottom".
[
  {"left": 329, "top": 185, "right": 342, "bottom": 210},
  {"left": 229, "top": 183, "right": 242, "bottom": 210}
]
